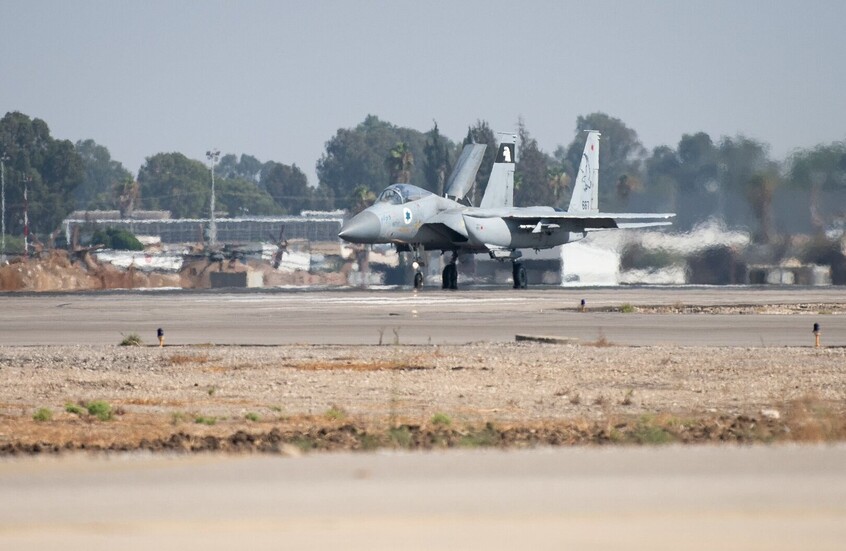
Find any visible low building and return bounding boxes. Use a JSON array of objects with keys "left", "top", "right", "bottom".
[{"left": 62, "top": 213, "right": 344, "bottom": 246}]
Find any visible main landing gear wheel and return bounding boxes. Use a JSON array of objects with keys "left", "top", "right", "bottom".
[
  {"left": 442, "top": 263, "right": 458, "bottom": 290},
  {"left": 413, "top": 271, "right": 424, "bottom": 289},
  {"left": 512, "top": 262, "right": 527, "bottom": 289}
]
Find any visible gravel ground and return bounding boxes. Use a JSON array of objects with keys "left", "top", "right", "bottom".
[{"left": 0, "top": 342, "right": 843, "bottom": 453}]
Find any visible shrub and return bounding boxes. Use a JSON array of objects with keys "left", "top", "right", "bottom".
[
  {"left": 631, "top": 424, "right": 674, "bottom": 444},
  {"left": 431, "top": 412, "right": 452, "bottom": 426},
  {"left": 245, "top": 412, "right": 260, "bottom": 422},
  {"left": 119, "top": 333, "right": 143, "bottom": 346},
  {"left": 194, "top": 415, "right": 217, "bottom": 426},
  {"left": 86, "top": 400, "right": 113, "bottom": 421},
  {"left": 459, "top": 423, "right": 500, "bottom": 448},
  {"left": 388, "top": 426, "right": 413, "bottom": 448},
  {"left": 33, "top": 408, "right": 53, "bottom": 422},
  {"left": 91, "top": 227, "right": 144, "bottom": 251},
  {"left": 0, "top": 234, "right": 25, "bottom": 254},
  {"left": 65, "top": 403, "right": 84, "bottom": 415},
  {"left": 631, "top": 415, "right": 675, "bottom": 444},
  {"left": 325, "top": 405, "right": 346, "bottom": 420}
]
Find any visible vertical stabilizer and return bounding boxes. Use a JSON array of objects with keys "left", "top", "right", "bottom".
[
  {"left": 479, "top": 133, "right": 516, "bottom": 208},
  {"left": 568, "top": 131, "right": 600, "bottom": 213}
]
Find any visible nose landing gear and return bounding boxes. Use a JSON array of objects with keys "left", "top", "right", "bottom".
[{"left": 411, "top": 244, "right": 425, "bottom": 289}]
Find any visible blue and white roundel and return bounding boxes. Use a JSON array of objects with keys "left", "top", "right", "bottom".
[{"left": 403, "top": 207, "right": 412, "bottom": 224}]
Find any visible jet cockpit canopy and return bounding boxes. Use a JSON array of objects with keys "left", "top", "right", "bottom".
[{"left": 376, "top": 184, "right": 433, "bottom": 205}]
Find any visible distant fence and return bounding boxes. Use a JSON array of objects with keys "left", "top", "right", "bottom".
[{"left": 63, "top": 216, "right": 344, "bottom": 245}]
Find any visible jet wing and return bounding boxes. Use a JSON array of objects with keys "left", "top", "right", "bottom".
[
  {"left": 470, "top": 209, "right": 675, "bottom": 230},
  {"left": 604, "top": 221, "right": 674, "bottom": 230},
  {"left": 444, "top": 143, "right": 486, "bottom": 200}
]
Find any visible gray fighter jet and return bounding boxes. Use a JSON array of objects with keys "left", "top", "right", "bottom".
[{"left": 339, "top": 131, "right": 674, "bottom": 289}]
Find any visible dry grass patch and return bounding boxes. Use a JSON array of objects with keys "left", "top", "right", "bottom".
[
  {"left": 784, "top": 395, "right": 846, "bottom": 442},
  {"left": 166, "top": 353, "right": 214, "bottom": 365},
  {"left": 117, "top": 397, "right": 188, "bottom": 407},
  {"left": 292, "top": 359, "right": 432, "bottom": 372},
  {"left": 585, "top": 330, "right": 614, "bottom": 348},
  {"left": 587, "top": 337, "right": 612, "bottom": 347},
  {"left": 199, "top": 362, "right": 257, "bottom": 373}
]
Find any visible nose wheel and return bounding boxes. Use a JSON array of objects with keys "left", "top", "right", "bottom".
[{"left": 409, "top": 244, "right": 426, "bottom": 289}]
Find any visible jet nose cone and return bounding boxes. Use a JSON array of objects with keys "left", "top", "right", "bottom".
[{"left": 339, "top": 211, "right": 381, "bottom": 243}]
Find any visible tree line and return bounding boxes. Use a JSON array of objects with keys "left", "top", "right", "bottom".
[
  {"left": 317, "top": 113, "right": 846, "bottom": 241},
  {"left": 1, "top": 110, "right": 844, "bottom": 245}
]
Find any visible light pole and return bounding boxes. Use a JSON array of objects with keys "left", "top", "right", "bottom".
[
  {"left": 0, "top": 153, "right": 8, "bottom": 262},
  {"left": 205, "top": 149, "right": 220, "bottom": 247},
  {"left": 22, "top": 175, "right": 30, "bottom": 259}
]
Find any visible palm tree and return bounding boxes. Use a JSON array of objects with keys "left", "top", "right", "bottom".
[
  {"left": 546, "top": 168, "right": 571, "bottom": 207},
  {"left": 385, "top": 142, "right": 414, "bottom": 184},
  {"left": 349, "top": 185, "right": 375, "bottom": 215},
  {"left": 115, "top": 177, "right": 140, "bottom": 219},
  {"left": 788, "top": 143, "right": 846, "bottom": 234},
  {"left": 744, "top": 173, "right": 778, "bottom": 243}
]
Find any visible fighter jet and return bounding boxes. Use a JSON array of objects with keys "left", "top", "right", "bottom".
[{"left": 339, "top": 131, "right": 674, "bottom": 289}]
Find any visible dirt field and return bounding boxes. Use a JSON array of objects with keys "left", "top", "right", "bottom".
[
  {"left": 1, "top": 342, "right": 843, "bottom": 454},
  {"left": 0, "top": 252, "right": 346, "bottom": 292}
]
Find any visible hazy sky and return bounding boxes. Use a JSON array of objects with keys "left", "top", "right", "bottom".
[{"left": 2, "top": 1, "right": 844, "bottom": 185}]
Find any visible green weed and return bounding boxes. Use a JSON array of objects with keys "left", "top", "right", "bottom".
[
  {"left": 291, "top": 436, "right": 315, "bottom": 452},
  {"left": 325, "top": 405, "right": 347, "bottom": 421},
  {"left": 33, "top": 408, "right": 53, "bottom": 422},
  {"left": 431, "top": 412, "right": 452, "bottom": 426},
  {"left": 119, "top": 333, "right": 143, "bottom": 346},
  {"left": 86, "top": 401, "right": 113, "bottom": 421},
  {"left": 388, "top": 426, "right": 413, "bottom": 448},
  {"left": 358, "top": 432, "right": 381, "bottom": 451},
  {"left": 630, "top": 415, "right": 675, "bottom": 444},
  {"left": 459, "top": 423, "right": 501, "bottom": 448},
  {"left": 65, "top": 403, "right": 84, "bottom": 416}
]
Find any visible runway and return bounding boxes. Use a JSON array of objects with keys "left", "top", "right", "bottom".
[
  {"left": 1, "top": 445, "right": 844, "bottom": 551},
  {"left": 0, "top": 286, "right": 844, "bottom": 346}
]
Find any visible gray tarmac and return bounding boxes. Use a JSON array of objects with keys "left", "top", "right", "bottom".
[
  {"left": 1, "top": 445, "right": 844, "bottom": 550},
  {"left": 1, "top": 285, "right": 844, "bottom": 346}
]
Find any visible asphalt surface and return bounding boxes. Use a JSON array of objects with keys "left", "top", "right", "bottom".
[
  {"left": 1, "top": 286, "right": 844, "bottom": 346},
  {"left": 1, "top": 445, "right": 844, "bottom": 550}
]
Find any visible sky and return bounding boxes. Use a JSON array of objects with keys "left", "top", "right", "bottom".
[{"left": 2, "top": 0, "right": 845, "bottom": 185}]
